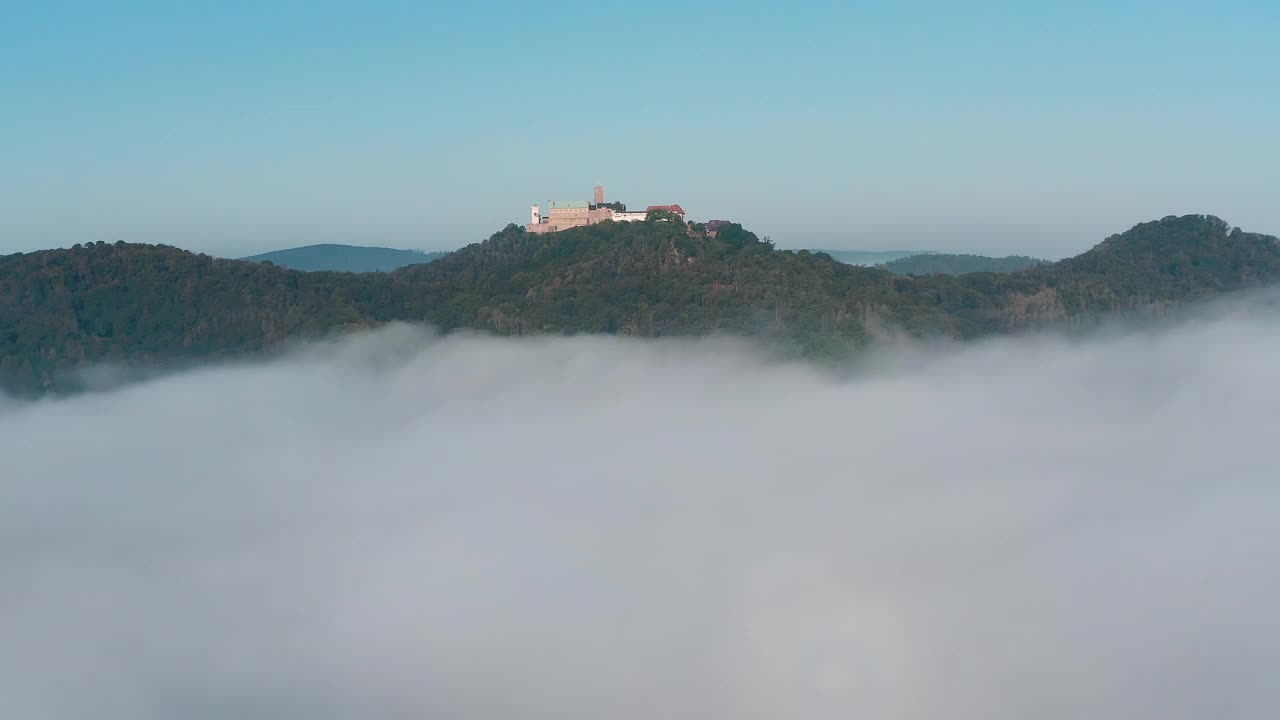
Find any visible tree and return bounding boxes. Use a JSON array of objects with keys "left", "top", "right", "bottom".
[{"left": 645, "top": 209, "right": 683, "bottom": 225}]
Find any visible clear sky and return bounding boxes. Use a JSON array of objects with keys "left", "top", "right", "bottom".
[{"left": 2, "top": 0, "right": 1277, "bottom": 258}]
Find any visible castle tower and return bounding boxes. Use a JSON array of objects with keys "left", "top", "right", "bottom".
[
  {"left": 594, "top": 185, "right": 605, "bottom": 205},
  {"left": 531, "top": 204, "right": 542, "bottom": 224}
]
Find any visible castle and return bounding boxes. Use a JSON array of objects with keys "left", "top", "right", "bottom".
[{"left": 525, "top": 186, "right": 686, "bottom": 234}]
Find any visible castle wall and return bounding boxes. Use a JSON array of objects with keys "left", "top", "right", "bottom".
[{"left": 548, "top": 206, "right": 590, "bottom": 230}]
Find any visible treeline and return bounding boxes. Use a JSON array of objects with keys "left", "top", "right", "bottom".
[{"left": 2, "top": 215, "right": 1277, "bottom": 396}]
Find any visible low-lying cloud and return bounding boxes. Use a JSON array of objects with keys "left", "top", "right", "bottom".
[{"left": 2, "top": 310, "right": 1278, "bottom": 719}]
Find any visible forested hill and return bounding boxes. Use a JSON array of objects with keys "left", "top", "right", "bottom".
[
  {"left": 240, "top": 244, "right": 446, "bottom": 272},
  {"left": 883, "top": 253, "right": 1045, "bottom": 275},
  {"left": 2, "top": 215, "right": 1277, "bottom": 396}
]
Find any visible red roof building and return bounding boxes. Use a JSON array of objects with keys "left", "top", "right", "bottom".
[{"left": 644, "top": 204, "right": 686, "bottom": 218}]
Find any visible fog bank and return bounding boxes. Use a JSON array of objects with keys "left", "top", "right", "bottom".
[{"left": 2, "top": 314, "right": 1278, "bottom": 719}]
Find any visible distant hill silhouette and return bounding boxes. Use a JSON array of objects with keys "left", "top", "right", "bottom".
[
  {"left": 882, "top": 253, "right": 1046, "bottom": 275},
  {"left": 3, "top": 215, "right": 1277, "bottom": 396},
  {"left": 241, "top": 244, "right": 447, "bottom": 272},
  {"left": 811, "top": 249, "right": 934, "bottom": 266}
]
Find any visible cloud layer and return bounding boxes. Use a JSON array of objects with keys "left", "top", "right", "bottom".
[{"left": 3, "top": 313, "right": 1278, "bottom": 719}]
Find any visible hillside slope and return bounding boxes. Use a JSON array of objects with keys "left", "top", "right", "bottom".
[
  {"left": 2, "top": 215, "right": 1276, "bottom": 396},
  {"left": 241, "top": 244, "right": 446, "bottom": 272}
]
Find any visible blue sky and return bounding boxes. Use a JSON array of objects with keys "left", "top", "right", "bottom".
[{"left": 2, "top": 0, "right": 1277, "bottom": 257}]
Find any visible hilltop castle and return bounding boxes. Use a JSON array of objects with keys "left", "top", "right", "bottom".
[{"left": 525, "top": 186, "right": 686, "bottom": 234}]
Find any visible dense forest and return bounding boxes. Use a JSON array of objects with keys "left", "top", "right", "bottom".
[
  {"left": 882, "top": 253, "right": 1045, "bottom": 275},
  {"left": 2, "top": 214, "right": 1277, "bottom": 396}
]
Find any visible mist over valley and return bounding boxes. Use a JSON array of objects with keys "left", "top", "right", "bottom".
[{"left": 3, "top": 303, "right": 1278, "bottom": 718}]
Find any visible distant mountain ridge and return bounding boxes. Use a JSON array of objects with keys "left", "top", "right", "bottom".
[
  {"left": 2, "top": 215, "right": 1277, "bottom": 396},
  {"left": 810, "top": 249, "right": 934, "bottom": 266},
  {"left": 241, "top": 244, "right": 447, "bottom": 272},
  {"left": 882, "top": 253, "right": 1046, "bottom": 275},
  {"left": 816, "top": 249, "right": 1046, "bottom": 275}
]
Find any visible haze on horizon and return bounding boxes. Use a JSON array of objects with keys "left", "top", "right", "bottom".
[{"left": 3, "top": 0, "right": 1278, "bottom": 259}]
